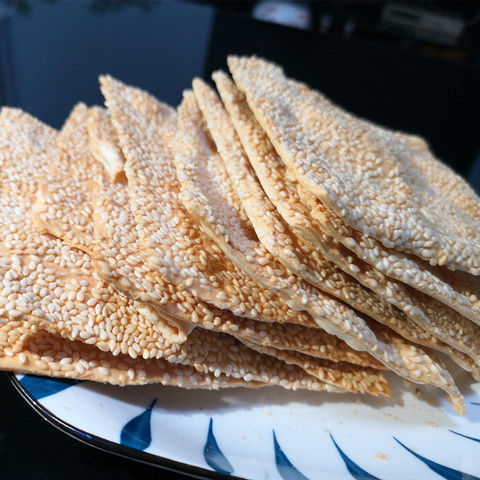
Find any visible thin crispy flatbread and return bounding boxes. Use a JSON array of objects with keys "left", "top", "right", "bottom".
[
  {"left": 31, "top": 105, "right": 330, "bottom": 382},
  {"left": 304, "top": 191, "right": 480, "bottom": 327},
  {"left": 32, "top": 304, "right": 336, "bottom": 390},
  {"left": 81, "top": 100, "right": 381, "bottom": 370},
  {"left": 211, "top": 71, "right": 480, "bottom": 377},
  {"left": 35, "top": 98, "right": 384, "bottom": 388},
  {"left": 239, "top": 338, "right": 389, "bottom": 396},
  {"left": 32, "top": 104, "right": 100, "bottom": 252},
  {"left": 227, "top": 55, "right": 480, "bottom": 275},
  {"left": 98, "top": 75, "right": 315, "bottom": 329},
  {"left": 97, "top": 78, "right": 392, "bottom": 391},
  {"left": 30, "top": 104, "right": 191, "bottom": 347},
  {"left": 175, "top": 90, "right": 465, "bottom": 413},
  {"left": 207, "top": 72, "right": 458, "bottom": 354},
  {"left": 0, "top": 320, "right": 270, "bottom": 388},
  {"left": 298, "top": 185, "right": 480, "bottom": 366},
  {"left": 0, "top": 110, "right": 191, "bottom": 365},
  {"left": 196, "top": 73, "right": 383, "bottom": 317},
  {"left": 1, "top": 319, "right": 291, "bottom": 389},
  {"left": 92, "top": 167, "right": 382, "bottom": 370},
  {"left": 0, "top": 108, "right": 345, "bottom": 392}
]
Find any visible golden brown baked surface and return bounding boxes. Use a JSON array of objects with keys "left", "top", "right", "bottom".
[{"left": 3, "top": 54, "right": 480, "bottom": 415}]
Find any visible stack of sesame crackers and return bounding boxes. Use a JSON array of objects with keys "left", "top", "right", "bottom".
[{"left": 2, "top": 56, "right": 479, "bottom": 415}]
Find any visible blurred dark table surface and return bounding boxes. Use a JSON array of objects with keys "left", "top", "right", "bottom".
[{"left": 1, "top": 1, "right": 480, "bottom": 479}]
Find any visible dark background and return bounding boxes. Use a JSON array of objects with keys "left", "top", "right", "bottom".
[{"left": 1, "top": 1, "right": 480, "bottom": 479}]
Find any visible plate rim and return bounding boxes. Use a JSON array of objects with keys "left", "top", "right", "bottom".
[{"left": 8, "top": 373, "right": 249, "bottom": 480}]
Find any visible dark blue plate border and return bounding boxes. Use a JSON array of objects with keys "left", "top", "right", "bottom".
[{"left": 8, "top": 373, "right": 245, "bottom": 480}]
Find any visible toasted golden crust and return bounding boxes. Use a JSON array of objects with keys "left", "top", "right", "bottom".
[
  {"left": 175, "top": 89, "right": 465, "bottom": 413},
  {"left": 0, "top": 319, "right": 266, "bottom": 388},
  {"left": 301, "top": 187, "right": 480, "bottom": 366},
  {"left": 239, "top": 338, "right": 390, "bottom": 397},
  {"left": 0, "top": 318, "right": 343, "bottom": 392},
  {"left": 87, "top": 82, "right": 383, "bottom": 371},
  {"left": 0, "top": 65, "right": 473, "bottom": 412},
  {"left": 304, "top": 190, "right": 480, "bottom": 327},
  {"left": 211, "top": 72, "right": 480, "bottom": 377},
  {"left": 0, "top": 108, "right": 347, "bottom": 393},
  {"left": 99, "top": 75, "right": 316, "bottom": 328},
  {"left": 32, "top": 104, "right": 100, "bottom": 252},
  {"left": 28, "top": 105, "right": 191, "bottom": 351},
  {"left": 0, "top": 111, "right": 196, "bottom": 368},
  {"left": 92, "top": 162, "right": 382, "bottom": 370},
  {"left": 89, "top": 175, "right": 379, "bottom": 391},
  {"left": 227, "top": 55, "right": 480, "bottom": 276}
]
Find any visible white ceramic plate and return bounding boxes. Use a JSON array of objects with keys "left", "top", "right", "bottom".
[{"left": 11, "top": 370, "right": 480, "bottom": 479}]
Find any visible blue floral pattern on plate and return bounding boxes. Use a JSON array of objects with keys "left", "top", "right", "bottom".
[
  {"left": 273, "top": 430, "right": 310, "bottom": 480},
  {"left": 19, "top": 375, "right": 79, "bottom": 400},
  {"left": 204, "top": 418, "right": 234, "bottom": 475},
  {"left": 120, "top": 399, "right": 157, "bottom": 451},
  {"left": 394, "top": 437, "right": 480, "bottom": 480},
  {"left": 11, "top": 373, "right": 480, "bottom": 480}
]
